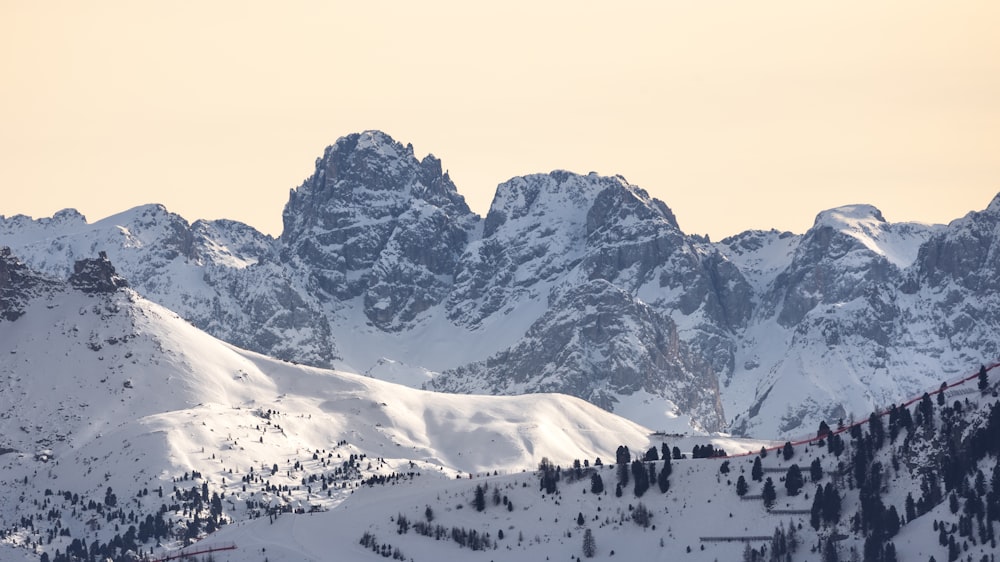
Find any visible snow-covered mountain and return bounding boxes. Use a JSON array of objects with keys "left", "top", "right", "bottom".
[
  {"left": 2, "top": 252, "right": 999, "bottom": 562},
  {"left": 0, "top": 251, "right": 661, "bottom": 560},
  {"left": 2, "top": 130, "right": 998, "bottom": 438}
]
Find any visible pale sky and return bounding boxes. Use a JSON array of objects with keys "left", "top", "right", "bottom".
[{"left": 2, "top": 1, "right": 998, "bottom": 240}]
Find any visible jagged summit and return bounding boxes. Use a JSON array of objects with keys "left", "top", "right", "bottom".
[
  {"left": 281, "top": 130, "right": 471, "bottom": 241},
  {"left": 0, "top": 247, "right": 59, "bottom": 321},
  {"left": 68, "top": 251, "right": 129, "bottom": 294},
  {"left": 988, "top": 191, "right": 1000, "bottom": 212},
  {"left": 2, "top": 131, "right": 999, "bottom": 440}
]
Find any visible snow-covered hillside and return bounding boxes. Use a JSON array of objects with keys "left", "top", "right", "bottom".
[
  {"left": 2, "top": 130, "right": 999, "bottom": 440},
  {"left": 0, "top": 259, "right": 663, "bottom": 560},
  {"left": 3, "top": 248, "right": 1000, "bottom": 562}
]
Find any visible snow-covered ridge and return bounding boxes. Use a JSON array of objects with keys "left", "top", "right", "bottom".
[
  {"left": 812, "top": 204, "right": 940, "bottom": 268},
  {"left": 2, "top": 130, "right": 999, "bottom": 441}
]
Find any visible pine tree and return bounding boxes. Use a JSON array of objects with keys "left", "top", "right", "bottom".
[
  {"left": 582, "top": 528, "right": 596, "bottom": 558},
  {"left": 474, "top": 485, "right": 486, "bottom": 512},
  {"left": 920, "top": 392, "right": 934, "bottom": 426},
  {"left": 632, "top": 502, "right": 651, "bottom": 527},
  {"left": 810, "top": 457, "right": 824, "bottom": 482},
  {"left": 657, "top": 462, "right": 670, "bottom": 493},
  {"left": 762, "top": 477, "right": 776, "bottom": 510},
  {"left": 817, "top": 420, "right": 832, "bottom": 438},
  {"left": 810, "top": 485, "right": 824, "bottom": 530},
  {"left": 979, "top": 365, "right": 989, "bottom": 392},
  {"left": 577, "top": 512, "right": 585, "bottom": 526},
  {"left": 822, "top": 482, "right": 842, "bottom": 524},
  {"left": 752, "top": 456, "right": 764, "bottom": 482},
  {"left": 590, "top": 473, "right": 604, "bottom": 495},
  {"left": 785, "top": 464, "right": 804, "bottom": 496},
  {"left": 631, "top": 460, "right": 649, "bottom": 497},
  {"left": 736, "top": 475, "right": 749, "bottom": 497},
  {"left": 782, "top": 442, "right": 794, "bottom": 461}
]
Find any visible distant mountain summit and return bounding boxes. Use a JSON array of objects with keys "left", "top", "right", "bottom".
[
  {"left": 281, "top": 130, "right": 478, "bottom": 330},
  {"left": 2, "top": 131, "right": 998, "bottom": 437}
]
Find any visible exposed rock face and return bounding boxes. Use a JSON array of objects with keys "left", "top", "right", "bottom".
[
  {"left": 432, "top": 279, "right": 724, "bottom": 431},
  {"left": 907, "top": 194, "right": 1000, "bottom": 360},
  {"left": 3, "top": 131, "right": 1000, "bottom": 437},
  {"left": 281, "top": 131, "right": 478, "bottom": 330},
  {"left": 0, "top": 247, "right": 59, "bottom": 321},
  {"left": 69, "top": 251, "right": 129, "bottom": 294}
]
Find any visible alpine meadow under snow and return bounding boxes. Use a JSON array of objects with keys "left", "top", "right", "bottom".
[{"left": 2, "top": 130, "right": 1000, "bottom": 562}]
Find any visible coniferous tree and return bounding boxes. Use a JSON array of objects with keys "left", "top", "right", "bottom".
[
  {"left": 822, "top": 538, "right": 839, "bottom": 562},
  {"left": 631, "top": 460, "right": 650, "bottom": 497},
  {"left": 752, "top": 456, "right": 764, "bottom": 482},
  {"left": 810, "top": 485, "right": 824, "bottom": 530},
  {"left": 590, "top": 472, "right": 604, "bottom": 495},
  {"left": 920, "top": 392, "right": 934, "bottom": 426},
  {"left": 785, "top": 464, "right": 804, "bottom": 496},
  {"left": 978, "top": 365, "right": 989, "bottom": 392},
  {"left": 828, "top": 433, "right": 845, "bottom": 457},
  {"left": 632, "top": 502, "right": 651, "bottom": 527},
  {"left": 817, "top": 420, "right": 832, "bottom": 438},
  {"left": 736, "top": 475, "right": 749, "bottom": 497},
  {"left": 615, "top": 445, "right": 630, "bottom": 466},
  {"left": 582, "top": 528, "right": 596, "bottom": 558},
  {"left": 883, "top": 542, "right": 897, "bottom": 562},
  {"left": 616, "top": 459, "right": 630, "bottom": 489},
  {"left": 762, "top": 477, "right": 777, "bottom": 510},
  {"left": 811, "top": 457, "right": 824, "bottom": 482},
  {"left": 474, "top": 485, "right": 486, "bottom": 512},
  {"left": 822, "top": 482, "right": 842, "bottom": 524},
  {"left": 657, "top": 462, "right": 670, "bottom": 493},
  {"left": 644, "top": 447, "right": 659, "bottom": 461},
  {"left": 782, "top": 442, "right": 794, "bottom": 461},
  {"left": 869, "top": 412, "right": 885, "bottom": 450}
]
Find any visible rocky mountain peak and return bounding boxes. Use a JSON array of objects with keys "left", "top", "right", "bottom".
[
  {"left": 69, "top": 251, "right": 129, "bottom": 294},
  {"left": 281, "top": 131, "right": 471, "bottom": 241},
  {"left": 0, "top": 247, "right": 59, "bottom": 321},
  {"left": 813, "top": 204, "right": 886, "bottom": 227},
  {"left": 279, "top": 131, "right": 478, "bottom": 329},
  {"left": 986, "top": 192, "right": 1000, "bottom": 214}
]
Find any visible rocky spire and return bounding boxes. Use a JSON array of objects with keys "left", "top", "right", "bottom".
[{"left": 69, "top": 251, "right": 129, "bottom": 294}]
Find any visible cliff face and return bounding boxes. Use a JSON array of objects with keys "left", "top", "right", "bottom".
[{"left": 3, "top": 131, "right": 998, "bottom": 437}]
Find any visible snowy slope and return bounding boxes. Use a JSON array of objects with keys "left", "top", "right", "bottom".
[
  {"left": 3, "top": 131, "right": 1000, "bottom": 442},
  {"left": 0, "top": 274, "right": 668, "bottom": 560}
]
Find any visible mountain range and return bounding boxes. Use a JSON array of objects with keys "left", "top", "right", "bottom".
[
  {"left": 1, "top": 252, "right": 998, "bottom": 562},
  {"left": 3, "top": 130, "right": 998, "bottom": 438}
]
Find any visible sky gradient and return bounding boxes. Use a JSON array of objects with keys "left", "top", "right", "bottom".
[{"left": 2, "top": 1, "right": 998, "bottom": 240}]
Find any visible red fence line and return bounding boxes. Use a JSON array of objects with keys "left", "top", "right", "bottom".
[{"left": 720, "top": 362, "right": 1000, "bottom": 459}]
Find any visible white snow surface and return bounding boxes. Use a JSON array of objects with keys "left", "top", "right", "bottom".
[{"left": 812, "top": 204, "right": 941, "bottom": 268}]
